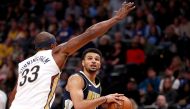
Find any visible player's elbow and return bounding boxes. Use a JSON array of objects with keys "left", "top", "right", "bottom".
[{"left": 85, "top": 28, "right": 97, "bottom": 37}]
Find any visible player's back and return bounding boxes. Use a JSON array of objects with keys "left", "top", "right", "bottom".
[{"left": 10, "top": 50, "right": 61, "bottom": 109}]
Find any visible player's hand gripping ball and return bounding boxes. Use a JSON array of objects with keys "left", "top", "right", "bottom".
[{"left": 108, "top": 96, "right": 133, "bottom": 109}]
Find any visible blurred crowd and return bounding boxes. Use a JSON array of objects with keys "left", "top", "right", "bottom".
[{"left": 0, "top": 0, "right": 190, "bottom": 109}]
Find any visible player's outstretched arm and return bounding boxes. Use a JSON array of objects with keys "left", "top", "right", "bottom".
[{"left": 56, "top": 2, "right": 135, "bottom": 55}]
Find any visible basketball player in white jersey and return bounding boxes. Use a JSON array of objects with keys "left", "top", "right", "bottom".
[{"left": 8, "top": 2, "right": 135, "bottom": 109}]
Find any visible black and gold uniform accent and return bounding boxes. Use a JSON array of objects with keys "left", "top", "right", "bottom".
[{"left": 62, "top": 71, "right": 101, "bottom": 109}]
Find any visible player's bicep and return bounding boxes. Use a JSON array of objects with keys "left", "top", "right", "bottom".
[{"left": 67, "top": 75, "right": 84, "bottom": 107}]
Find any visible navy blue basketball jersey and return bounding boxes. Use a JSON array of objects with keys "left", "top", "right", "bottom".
[{"left": 62, "top": 71, "right": 102, "bottom": 109}]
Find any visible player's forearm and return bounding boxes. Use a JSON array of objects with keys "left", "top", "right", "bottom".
[
  {"left": 60, "top": 17, "right": 120, "bottom": 55},
  {"left": 85, "top": 16, "right": 120, "bottom": 37},
  {"left": 74, "top": 96, "right": 107, "bottom": 109},
  {"left": 8, "top": 84, "right": 17, "bottom": 108}
]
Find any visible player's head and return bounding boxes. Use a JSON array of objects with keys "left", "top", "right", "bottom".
[
  {"left": 34, "top": 31, "right": 57, "bottom": 50},
  {"left": 81, "top": 48, "right": 102, "bottom": 73}
]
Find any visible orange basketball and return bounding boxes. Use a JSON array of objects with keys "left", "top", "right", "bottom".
[{"left": 107, "top": 96, "right": 133, "bottom": 109}]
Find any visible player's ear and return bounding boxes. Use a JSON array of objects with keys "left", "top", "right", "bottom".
[
  {"left": 82, "top": 60, "right": 84, "bottom": 67},
  {"left": 51, "top": 43, "right": 57, "bottom": 49}
]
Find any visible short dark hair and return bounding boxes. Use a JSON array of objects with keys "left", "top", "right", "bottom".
[
  {"left": 34, "top": 32, "right": 56, "bottom": 50},
  {"left": 81, "top": 48, "right": 102, "bottom": 60}
]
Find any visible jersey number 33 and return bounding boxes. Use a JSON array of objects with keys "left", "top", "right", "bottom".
[{"left": 19, "top": 65, "right": 40, "bottom": 86}]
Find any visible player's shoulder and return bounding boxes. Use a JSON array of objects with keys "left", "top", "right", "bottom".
[
  {"left": 19, "top": 50, "right": 52, "bottom": 64},
  {"left": 67, "top": 73, "right": 85, "bottom": 89},
  {"left": 69, "top": 73, "right": 82, "bottom": 79},
  {"left": 68, "top": 73, "right": 85, "bottom": 83},
  {"left": 39, "top": 49, "right": 52, "bottom": 54},
  {"left": 19, "top": 55, "right": 34, "bottom": 66}
]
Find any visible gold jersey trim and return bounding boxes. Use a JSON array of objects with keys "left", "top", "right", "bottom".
[{"left": 44, "top": 74, "right": 60, "bottom": 109}]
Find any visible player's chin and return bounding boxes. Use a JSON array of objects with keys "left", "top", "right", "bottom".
[{"left": 89, "top": 68, "right": 98, "bottom": 72}]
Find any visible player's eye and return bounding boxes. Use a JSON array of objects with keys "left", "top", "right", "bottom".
[
  {"left": 95, "top": 58, "right": 100, "bottom": 61},
  {"left": 87, "top": 57, "right": 92, "bottom": 60}
]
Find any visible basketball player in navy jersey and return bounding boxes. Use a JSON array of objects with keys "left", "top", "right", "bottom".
[
  {"left": 8, "top": 2, "right": 135, "bottom": 109},
  {"left": 63, "top": 48, "right": 124, "bottom": 109}
]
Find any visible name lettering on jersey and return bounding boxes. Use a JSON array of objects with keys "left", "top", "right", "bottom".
[
  {"left": 20, "top": 56, "right": 50, "bottom": 73},
  {"left": 87, "top": 90, "right": 100, "bottom": 100}
]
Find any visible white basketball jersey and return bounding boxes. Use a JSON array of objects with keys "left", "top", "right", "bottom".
[{"left": 10, "top": 50, "right": 61, "bottom": 109}]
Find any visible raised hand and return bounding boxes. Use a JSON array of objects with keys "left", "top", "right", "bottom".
[{"left": 114, "top": 2, "right": 135, "bottom": 21}]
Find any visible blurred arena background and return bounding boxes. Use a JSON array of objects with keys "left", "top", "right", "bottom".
[{"left": 0, "top": 0, "right": 190, "bottom": 109}]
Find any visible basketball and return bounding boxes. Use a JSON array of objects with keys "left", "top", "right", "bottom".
[{"left": 107, "top": 96, "right": 133, "bottom": 109}]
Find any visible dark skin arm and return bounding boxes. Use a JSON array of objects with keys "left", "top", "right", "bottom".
[
  {"left": 8, "top": 83, "right": 17, "bottom": 108},
  {"left": 53, "top": 2, "right": 135, "bottom": 69}
]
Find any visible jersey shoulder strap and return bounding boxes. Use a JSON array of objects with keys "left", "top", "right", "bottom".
[{"left": 77, "top": 71, "right": 88, "bottom": 91}]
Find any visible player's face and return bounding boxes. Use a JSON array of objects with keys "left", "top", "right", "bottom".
[{"left": 82, "top": 52, "right": 101, "bottom": 73}]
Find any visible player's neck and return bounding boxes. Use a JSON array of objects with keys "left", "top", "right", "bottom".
[
  {"left": 83, "top": 70, "right": 96, "bottom": 83},
  {"left": 37, "top": 49, "right": 46, "bottom": 52}
]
